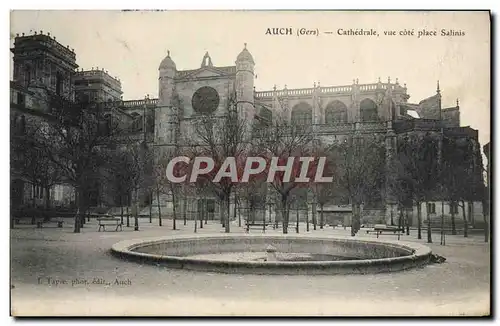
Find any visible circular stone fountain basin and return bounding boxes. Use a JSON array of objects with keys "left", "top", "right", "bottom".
[{"left": 111, "top": 234, "right": 432, "bottom": 275}]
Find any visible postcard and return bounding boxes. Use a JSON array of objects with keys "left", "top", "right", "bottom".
[{"left": 10, "top": 10, "right": 491, "bottom": 317}]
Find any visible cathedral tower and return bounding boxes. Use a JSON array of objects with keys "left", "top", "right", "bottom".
[
  {"left": 156, "top": 51, "right": 177, "bottom": 157},
  {"left": 11, "top": 31, "right": 78, "bottom": 100},
  {"left": 235, "top": 43, "right": 255, "bottom": 122}
]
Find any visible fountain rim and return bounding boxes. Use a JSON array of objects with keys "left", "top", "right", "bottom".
[{"left": 111, "top": 234, "right": 432, "bottom": 271}]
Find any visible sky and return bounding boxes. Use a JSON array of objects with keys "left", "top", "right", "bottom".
[{"left": 10, "top": 10, "right": 490, "bottom": 146}]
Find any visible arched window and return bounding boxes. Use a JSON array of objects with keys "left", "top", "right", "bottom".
[
  {"left": 56, "top": 72, "right": 63, "bottom": 95},
  {"left": 24, "top": 66, "right": 32, "bottom": 87},
  {"left": 360, "top": 98, "right": 379, "bottom": 122},
  {"left": 131, "top": 112, "right": 143, "bottom": 132},
  {"left": 291, "top": 102, "right": 312, "bottom": 126},
  {"left": 146, "top": 114, "right": 155, "bottom": 134},
  {"left": 259, "top": 106, "right": 272, "bottom": 123},
  {"left": 325, "top": 100, "right": 348, "bottom": 124}
]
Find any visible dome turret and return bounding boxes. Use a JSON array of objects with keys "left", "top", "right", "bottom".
[
  {"left": 236, "top": 43, "right": 254, "bottom": 64},
  {"left": 159, "top": 50, "right": 176, "bottom": 70}
]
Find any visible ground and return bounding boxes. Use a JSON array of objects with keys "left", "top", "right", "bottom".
[{"left": 10, "top": 218, "right": 491, "bottom": 316}]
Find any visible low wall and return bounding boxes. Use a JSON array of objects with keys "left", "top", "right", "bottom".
[{"left": 111, "top": 234, "right": 432, "bottom": 275}]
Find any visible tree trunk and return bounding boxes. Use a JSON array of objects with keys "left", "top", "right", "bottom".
[
  {"left": 134, "top": 189, "right": 139, "bottom": 231},
  {"left": 351, "top": 203, "right": 361, "bottom": 236},
  {"left": 320, "top": 203, "right": 324, "bottom": 229},
  {"left": 417, "top": 201, "right": 422, "bottom": 240},
  {"left": 44, "top": 185, "right": 51, "bottom": 222},
  {"left": 200, "top": 197, "right": 204, "bottom": 229},
  {"left": 155, "top": 187, "right": 162, "bottom": 226},
  {"left": 281, "top": 197, "right": 288, "bottom": 234},
  {"left": 183, "top": 196, "right": 187, "bottom": 226},
  {"left": 306, "top": 205, "right": 309, "bottom": 232},
  {"left": 296, "top": 206, "right": 299, "bottom": 234},
  {"left": 426, "top": 202, "right": 432, "bottom": 243},
  {"left": 237, "top": 199, "right": 241, "bottom": 227},
  {"left": 249, "top": 200, "right": 255, "bottom": 224},
  {"left": 356, "top": 203, "right": 361, "bottom": 234},
  {"left": 120, "top": 197, "right": 124, "bottom": 225},
  {"left": 126, "top": 205, "right": 130, "bottom": 227},
  {"left": 235, "top": 197, "right": 239, "bottom": 227},
  {"left": 149, "top": 191, "right": 153, "bottom": 223},
  {"left": 451, "top": 201, "right": 457, "bottom": 235},
  {"left": 31, "top": 184, "right": 36, "bottom": 224},
  {"left": 263, "top": 205, "right": 266, "bottom": 233},
  {"left": 73, "top": 187, "right": 85, "bottom": 233},
  {"left": 405, "top": 210, "right": 410, "bottom": 235},
  {"left": 205, "top": 199, "right": 209, "bottom": 225},
  {"left": 220, "top": 199, "right": 224, "bottom": 227},
  {"left": 172, "top": 188, "right": 177, "bottom": 230},
  {"left": 194, "top": 199, "right": 198, "bottom": 233},
  {"left": 461, "top": 200, "right": 468, "bottom": 238},
  {"left": 81, "top": 205, "right": 86, "bottom": 225},
  {"left": 224, "top": 195, "right": 230, "bottom": 233},
  {"left": 440, "top": 201, "right": 445, "bottom": 245},
  {"left": 468, "top": 200, "right": 474, "bottom": 228},
  {"left": 312, "top": 203, "right": 317, "bottom": 230}
]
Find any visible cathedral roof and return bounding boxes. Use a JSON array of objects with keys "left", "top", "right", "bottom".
[
  {"left": 236, "top": 43, "right": 254, "bottom": 64},
  {"left": 159, "top": 50, "right": 176, "bottom": 70}
]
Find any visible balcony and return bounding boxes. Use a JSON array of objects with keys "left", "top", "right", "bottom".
[
  {"left": 255, "top": 82, "right": 404, "bottom": 100},
  {"left": 315, "top": 121, "right": 387, "bottom": 134}
]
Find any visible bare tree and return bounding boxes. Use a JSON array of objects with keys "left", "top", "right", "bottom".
[
  {"left": 152, "top": 149, "right": 188, "bottom": 230},
  {"left": 387, "top": 158, "right": 413, "bottom": 236},
  {"left": 191, "top": 106, "right": 248, "bottom": 233},
  {"left": 11, "top": 116, "right": 61, "bottom": 223},
  {"left": 237, "top": 172, "right": 268, "bottom": 232},
  {"left": 41, "top": 96, "right": 122, "bottom": 233},
  {"left": 311, "top": 141, "right": 343, "bottom": 230},
  {"left": 442, "top": 136, "right": 485, "bottom": 238},
  {"left": 330, "top": 136, "right": 386, "bottom": 236},
  {"left": 110, "top": 142, "right": 150, "bottom": 231},
  {"left": 109, "top": 153, "right": 131, "bottom": 226},
  {"left": 395, "top": 134, "right": 440, "bottom": 241},
  {"left": 255, "top": 117, "right": 313, "bottom": 234}
]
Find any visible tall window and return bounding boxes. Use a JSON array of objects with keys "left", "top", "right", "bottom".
[
  {"left": 360, "top": 98, "right": 379, "bottom": 122},
  {"left": 291, "top": 102, "right": 312, "bottom": 126},
  {"left": 427, "top": 202, "right": 436, "bottom": 214},
  {"left": 131, "top": 113, "right": 143, "bottom": 132},
  {"left": 24, "top": 66, "right": 32, "bottom": 87},
  {"left": 56, "top": 72, "right": 63, "bottom": 95},
  {"left": 325, "top": 100, "right": 348, "bottom": 124},
  {"left": 146, "top": 115, "right": 155, "bottom": 134},
  {"left": 17, "top": 92, "right": 25, "bottom": 107},
  {"left": 391, "top": 101, "right": 397, "bottom": 120}
]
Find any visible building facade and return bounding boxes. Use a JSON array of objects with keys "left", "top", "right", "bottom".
[{"left": 10, "top": 32, "right": 485, "bottom": 227}]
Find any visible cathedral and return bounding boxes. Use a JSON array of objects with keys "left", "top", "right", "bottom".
[{"left": 10, "top": 31, "right": 485, "bottom": 227}]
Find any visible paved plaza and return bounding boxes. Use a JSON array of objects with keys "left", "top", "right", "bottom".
[{"left": 10, "top": 218, "right": 491, "bottom": 316}]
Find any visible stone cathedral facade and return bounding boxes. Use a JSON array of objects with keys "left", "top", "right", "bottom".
[
  {"left": 152, "top": 45, "right": 482, "bottom": 226},
  {"left": 10, "top": 32, "right": 485, "bottom": 227}
]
